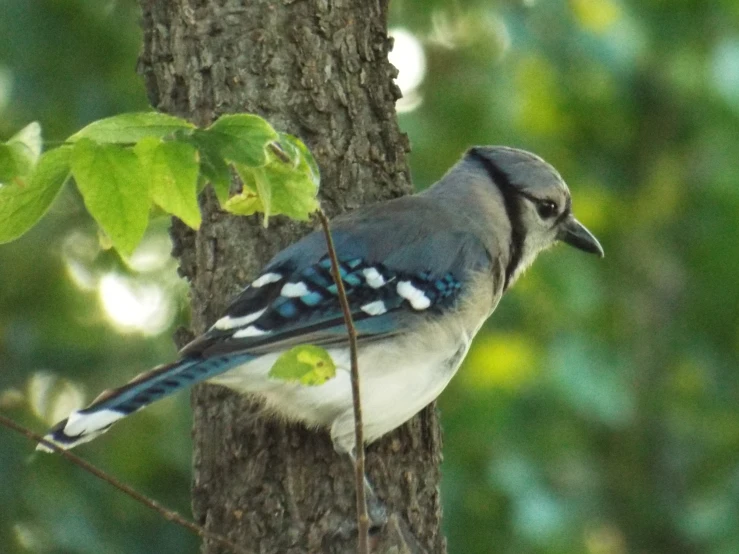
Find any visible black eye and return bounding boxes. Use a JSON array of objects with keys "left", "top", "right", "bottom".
[{"left": 537, "top": 200, "right": 558, "bottom": 219}]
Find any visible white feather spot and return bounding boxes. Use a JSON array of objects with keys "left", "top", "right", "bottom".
[
  {"left": 212, "top": 308, "right": 267, "bottom": 330},
  {"left": 363, "top": 267, "right": 386, "bottom": 288},
  {"left": 361, "top": 300, "right": 387, "bottom": 316},
  {"left": 281, "top": 281, "right": 310, "bottom": 297},
  {"left": 63, "top": 409, "right": 126, "bottom": 437},
  {"left": 252, "top": 272, "right": 282, "bottom": 287},
  {"left": 233, "top": 325, "right": 267, "bottom": 338},
  {"left": 397, "top": 280, "right": 431, "bottom": 310}
]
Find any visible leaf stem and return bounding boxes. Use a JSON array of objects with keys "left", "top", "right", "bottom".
[{"left": 316, "top": 208, "right": 369, "bottom": 554}]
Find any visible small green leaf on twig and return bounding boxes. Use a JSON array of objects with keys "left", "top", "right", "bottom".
[
  {"left": 224, "top": 134, "right": 320, "bottom": 223},
  {"left": 71, "top": 139, "right": 150, "bottom": 256},
  {"left": 269, "top": 345, "right": 337, "bottom": 386}
]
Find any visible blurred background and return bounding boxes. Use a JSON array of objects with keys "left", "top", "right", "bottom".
[{"left": 1, "top": 0, "right": 738, "bottom": 553}]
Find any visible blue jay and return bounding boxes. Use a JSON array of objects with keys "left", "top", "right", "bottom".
[{"left": 39, "top": 146, "right": 603, "bottom": 455}]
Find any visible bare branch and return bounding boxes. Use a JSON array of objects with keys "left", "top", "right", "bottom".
[
  {"left": 0, "top": 413, "right": 251, "bottom": 554},
  {"left": 316, "top": 208, "right": 369, "bottom": 554}
]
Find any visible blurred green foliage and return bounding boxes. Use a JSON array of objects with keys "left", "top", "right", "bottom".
[{"left": 1, "top": 0, "right": 738, "bottom": 553}]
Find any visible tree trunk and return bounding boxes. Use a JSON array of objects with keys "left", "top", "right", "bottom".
[{"left": 138, "top": 1, "right": 446, "bottom": 552}]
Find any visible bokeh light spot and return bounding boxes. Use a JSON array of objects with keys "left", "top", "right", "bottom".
[
  {"left": 462, "top": 332, "right": 538, "bottom": 389},
  {"left": 389, "top": 27, "right": 426, "bottom": 113},
  {"left": 712, "top": 38, "right": 739, "bottom": 112},
  {"left": 515, "top": 56, "right": 567, "bottom": 137},
  {"left": 570, "top": 0, "right": 621, "bottom": 34},
  {"left": 98, "top": 273, "right": 173, "bottom": 336},
  {"left": 27, "top": 371, "right": 85, "bottom": 425}
]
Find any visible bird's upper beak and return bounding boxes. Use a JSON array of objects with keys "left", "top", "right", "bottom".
[{"left": 557, "top": 216, "right": 604, "bottom": 257}]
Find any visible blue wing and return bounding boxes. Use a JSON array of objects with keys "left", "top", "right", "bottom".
[{"left": 181, "top": 198, "right": 494, "bottom": 358}]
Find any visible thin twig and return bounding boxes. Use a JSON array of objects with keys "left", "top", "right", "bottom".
[
  {"left": 316, "top": 208, "right": 369, "bottom": 554},
  {"left": 0, "top": 414, "right": 250, "bottom": 554}
]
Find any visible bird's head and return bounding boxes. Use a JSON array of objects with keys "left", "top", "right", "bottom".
[{"left": 467, "top": 146, "right": 604, "bottom": 286}]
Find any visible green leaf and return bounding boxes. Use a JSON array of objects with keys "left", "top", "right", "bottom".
[
  {"left": 0, "top": 146, "right": 71, "bottom": 243},
  {"left": 206, "top": 114, "right": 279, "bottom": 167},
  {"left": 69, "top": 112, "right": 195, "bottom": 144},
  {"left": 224, "top": 134, "right": 320, "bottom": 223},
  {"left": 269, "top": 133, "right": 320, "bottom": 220},
  {"left": 269, "top": 345, "right": 337, "bottom": 386},
  {"left": 187, "top": 130, "right": 232, "bottom": 204},
  {"left": 0, "top": 122, "right": 43, "bottom": 185},
  {"left": 136, "top": 138, "right": 201, "bottom": 229},
  {"left": 71, "top": 139, "right": 150, "bottom": 256}
]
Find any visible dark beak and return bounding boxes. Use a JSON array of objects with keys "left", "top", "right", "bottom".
[{"left": 557, "top": 216, "right": 604, "bottom": 257}]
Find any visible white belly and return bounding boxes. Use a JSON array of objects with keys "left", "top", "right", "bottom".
[{"left": 209, "top": 326, "right": 470, "bottom": 453}]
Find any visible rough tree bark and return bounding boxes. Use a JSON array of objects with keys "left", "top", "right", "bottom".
[{"left": 138, "top": 1, "right": 446, "bottom": 553}]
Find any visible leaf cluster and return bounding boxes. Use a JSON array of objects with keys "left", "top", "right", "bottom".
[{"left": 0, "top": 113, "right": 320, "bottom": 256}]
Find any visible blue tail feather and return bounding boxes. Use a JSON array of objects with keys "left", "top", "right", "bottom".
[{"left": 38, "top": 353, "right": 255, "bottom": 451}]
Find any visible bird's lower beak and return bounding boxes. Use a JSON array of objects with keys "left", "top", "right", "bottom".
[{"left": 558, "top": 217, "right": 604, "bottom": 257}]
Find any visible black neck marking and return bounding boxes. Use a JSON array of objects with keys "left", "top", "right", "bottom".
[{"left": 467, "top": 148, "right": 525, "bottom": 290}]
